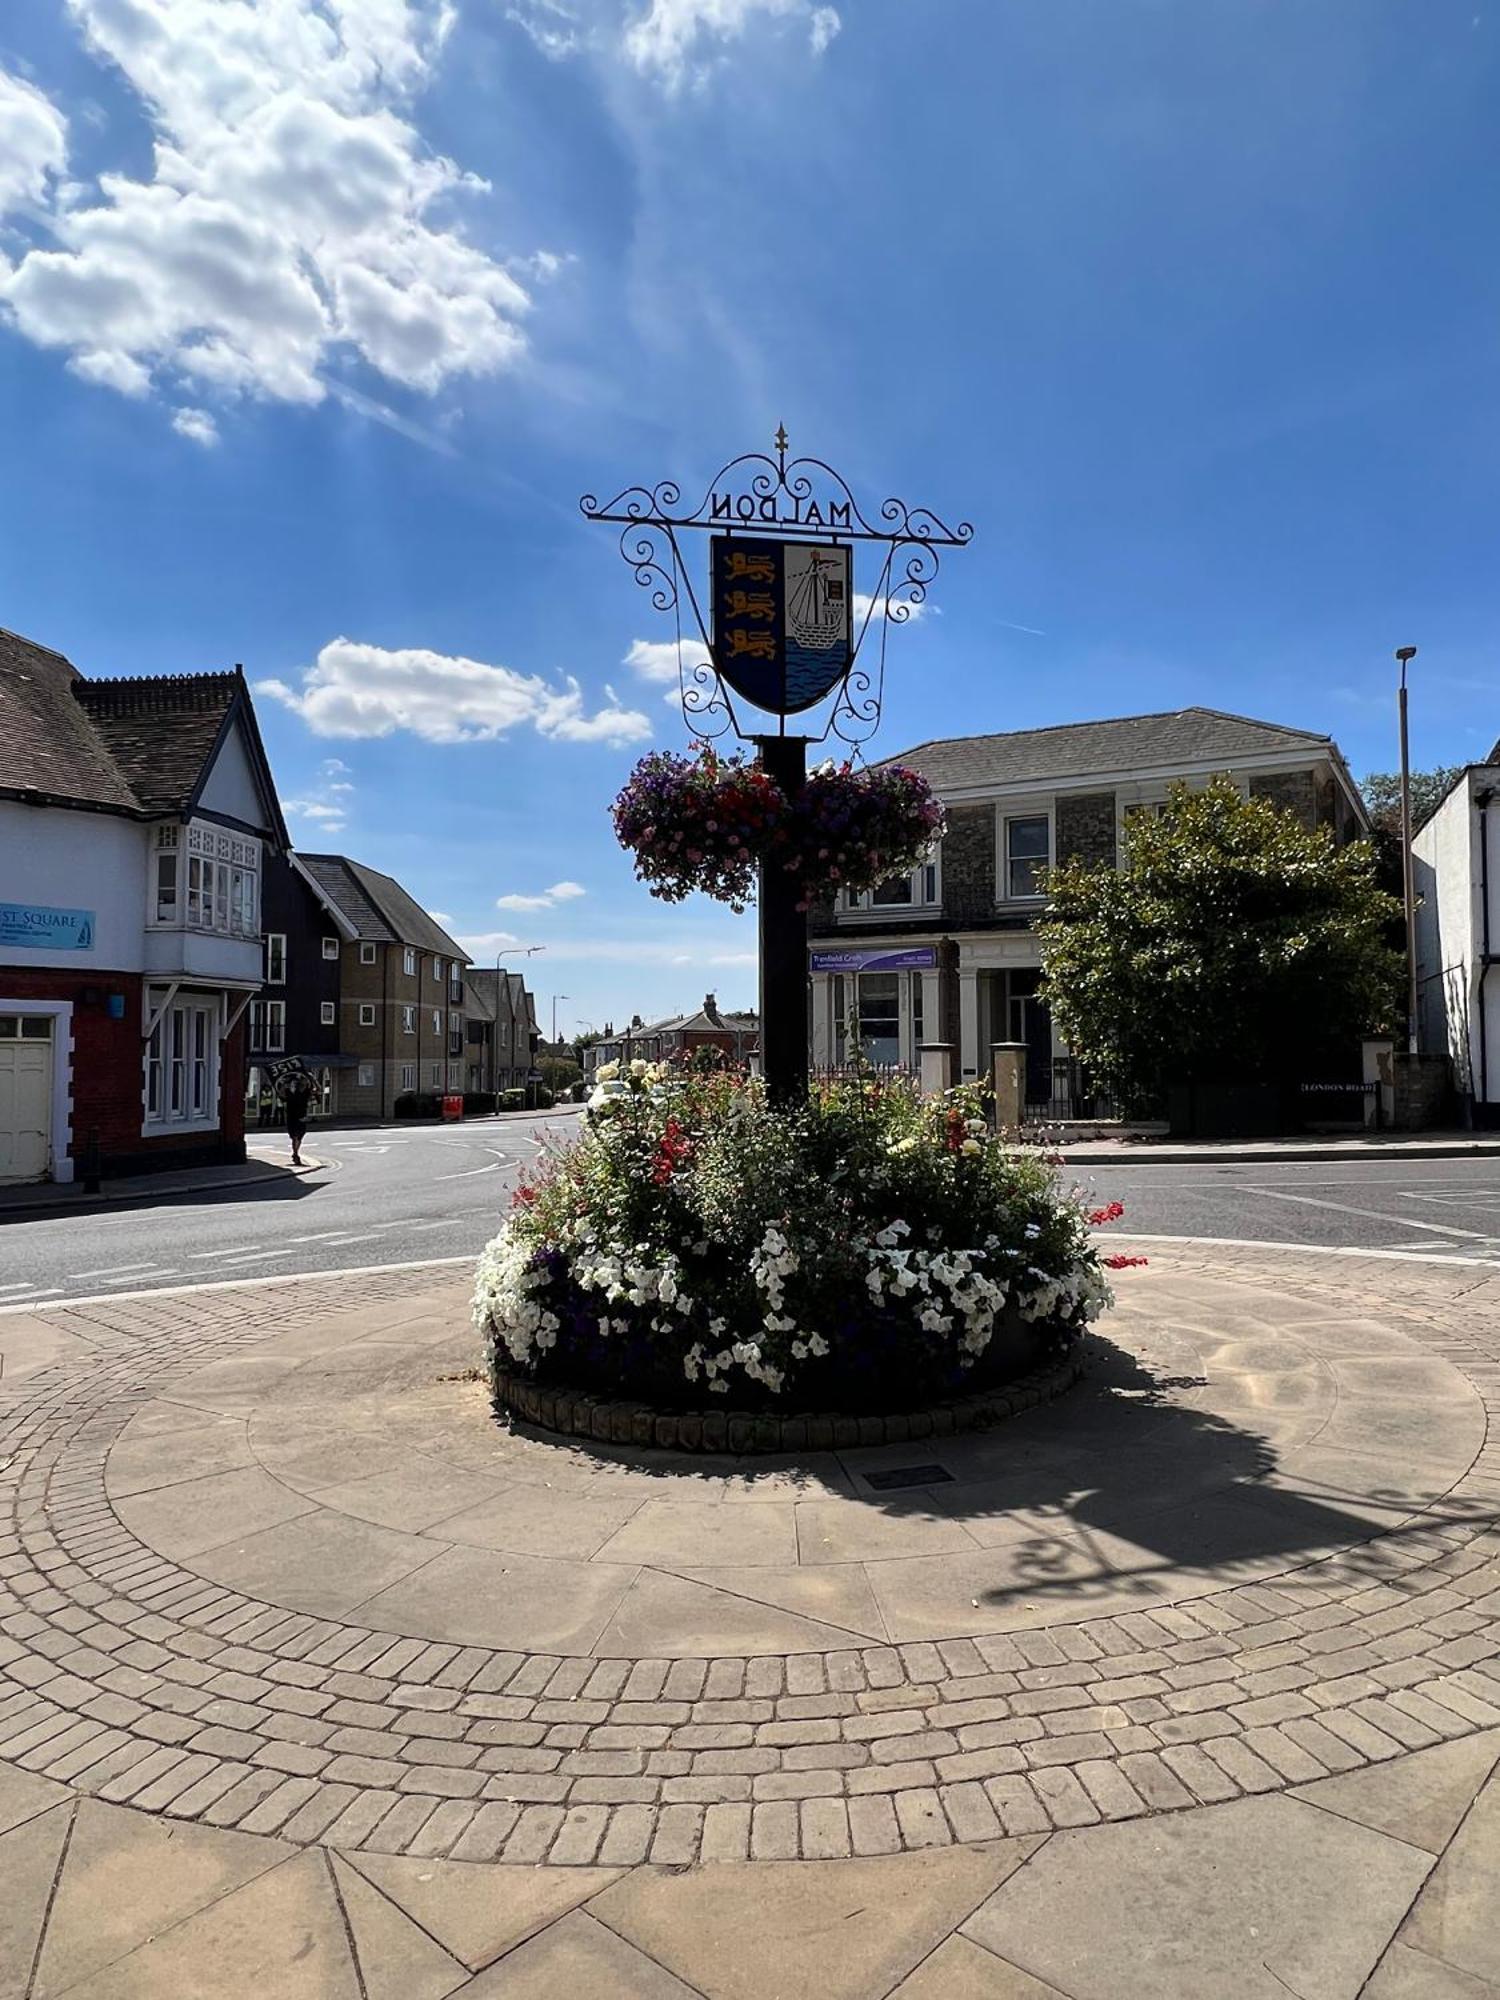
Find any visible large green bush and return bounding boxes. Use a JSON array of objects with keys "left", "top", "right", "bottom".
[{"left": 473, "top": 1068, "right": 1120, "bottom": 1413}]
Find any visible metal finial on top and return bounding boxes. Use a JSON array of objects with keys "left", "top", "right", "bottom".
[{"left": 774, "top": 423, "right": 789, "bottom": 470}]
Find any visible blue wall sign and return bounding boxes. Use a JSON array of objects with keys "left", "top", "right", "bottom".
[
  {"left": 0, "top": 903, "right": 95, "bottom": 951},
  {"left": 809, "top": 946, "right": 937, "bottom": 973},
  {"left": 711, "top": 535, "right": 852, "bottom": 715}
]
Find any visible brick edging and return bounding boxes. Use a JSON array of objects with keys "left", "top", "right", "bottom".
[{"left": 490, "top": 1340, "right": 1086, "bottom": 1454}]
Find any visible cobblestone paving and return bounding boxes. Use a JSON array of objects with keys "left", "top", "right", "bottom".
[{"left": 3, "top": 1246, "right": 1499, "bottom": 1871}]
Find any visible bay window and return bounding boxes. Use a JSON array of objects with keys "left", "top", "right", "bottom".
[{"left": 151, "top": 823, "right": 260, "bottom": 937}]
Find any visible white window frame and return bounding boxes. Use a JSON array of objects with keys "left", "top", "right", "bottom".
[
  {"left": 265, "top": 933, "right": 287, "bottom": 984},
  {"left": 431, "top": 1008, "right": 442, "bottom": 1035},
  {"left": 399, "top": 1063, "right": 416, "bottom": 1091},
  {"left": 432, "top": 956, "right": 442, "bottom": 984},
  {"left": 143, "top": 993, "right": 221, "bottom": 1135},
  {"left": 359, "top": 1002, "right": 376, "bottom": 1027},
  {"left": 155, "top": 822, "right": 261, "bottom": 938},
  {"left": 264, "top": 999, "right": 285, "bottom": 1053},
  {"left": 402, "top": 1005, "right": 416, "bottom": 1035},
  {"left": 360, "top": 942, "right": 376, "bottom": 965},
  {"left": 840, "top": 850, "right": 941, "bottom": 916},
  {"left": 322, "top": 936, "right": 340, "bottom": 961},
  {"left": 429, "top": 1061, "right": 442, "bottom": 1087},
  {"left": 320, "top": 1000, "right": 336, "bottom": 1026},
  {"left": 403, "top": 946, "right": 416, "bottom": 976},
  {"left": 997, "top": 803, "right": 1054, "bottom": 904},
  {"left": 358, "top": 1062, "right": 375, "bottom": 1087}
]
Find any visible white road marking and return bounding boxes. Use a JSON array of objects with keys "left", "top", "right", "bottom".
[
  {"left": 288, "top": 1230, "right": 376, "bottom": 1243},
  {"left": 1107, "top": 1232, "right": 1500, "bottom": 1268},
  {"left": 0, "top": 1288, "right": 64, "bottom": 1300},
  {"left": 0, "top": 1254, "right": 476, "bottom": 1314},
  {"left": 215, "top": 1250, "right": 286, "bottom": 1265},
  {"left": 0, "top": 1282, "right": 42, "bottom": 1294},
  {"left": 1238, "top": 1184, "right": 1500, "bottom": 1244},
  {"left": 188, "top": 1246, "right": 262, "bottom": 1258},
  {"left": 65, "top": 1263, "right": 162, "bottom": 1279},
  {"left": 434, "top": 1153, "right": 508, "bottom": 1183},
  {"left": 99, "top": 1268, "right": 179, "bottom": 1283},
  {"left": 298, "top": 1232, "right": 382, "bottom": 1247}
]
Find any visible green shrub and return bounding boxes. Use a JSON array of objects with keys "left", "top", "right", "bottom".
[{"left": 474, "top": 1070, "right": 1123, "bottom": 1413}]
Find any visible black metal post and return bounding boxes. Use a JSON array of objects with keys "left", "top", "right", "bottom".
[{"left": 754, "top": 735, "right": 810, "bottom": 1106}]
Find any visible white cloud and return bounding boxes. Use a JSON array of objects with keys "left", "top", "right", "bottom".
[
  {"left": 852, "top": 591, "right": 928, "bottom": 628},
  {"left": 427, "top": 908, "right": 454, "bottom": 924},
  {"left": 623, "top": 0, "right": 841, "bottom": 88},
  {"left": 171, "top": 405, "right": 219, "bottom": 445},
  {"left": 496, "top": 878, "right": 588, "bottom": 911},
  {"left": 453, "top": 929, "right": 523, "bottom": 956},
  {"left": 258, "top": 637, "right": 651, "bottom": 747},
  {"left": 624, "top": 636, "right": 694, "bottom": 685},
  {"left": 0, "top": 67, "right": 68, "bottom": 216},
  {"left": 0, "top": 2, "right": 534, "bottom": 429},
  {"left": 508, "top": 0, "right": 839, "bottom": 88},
  {"left": 283, "top": 755, "right": 356, "bottom": 833}
]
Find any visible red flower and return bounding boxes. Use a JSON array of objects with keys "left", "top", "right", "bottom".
[
  {"left": 1102, "top": 1253, "right": 1148, "bottom": 1269},
  {"left": 1088, "top": 1201, "right": 1125, "bottom": 1225}
]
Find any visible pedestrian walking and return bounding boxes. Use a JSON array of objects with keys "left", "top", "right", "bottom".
[{"left": 274, "top": 1060, "right": 316, "bottom": 1169}]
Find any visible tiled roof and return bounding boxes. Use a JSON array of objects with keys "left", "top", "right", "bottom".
[
  {"left": 0, "top": 627, "right": 285, "bottom": 843},
  {"left": 883, "top": 708, "right": 1334, "bottom": 791},
  {"left": 0, "top": 627, "right": 143, "bottom": 812},
  {"left": 297, "top": 854, "right": 467, "bottom": 960},
  {"left": 74, "top": 673, "right": 239, "bottom": 814}
]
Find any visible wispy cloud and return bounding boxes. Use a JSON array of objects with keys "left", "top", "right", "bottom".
[
  {"left": 283, "top": 757, "right": 357, "bottom": 834},
  {"left": 496, "top": 880, "right": 587, "bottom": 911}
]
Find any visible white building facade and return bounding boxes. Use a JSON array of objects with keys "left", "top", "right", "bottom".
[{"left": 1414, "top": 759, "right": 1500, "bottom": 1126}]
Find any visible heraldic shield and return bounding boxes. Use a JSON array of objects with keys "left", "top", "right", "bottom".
[{"left": 710, "top": 535, "right": 853, "bottom": 716}]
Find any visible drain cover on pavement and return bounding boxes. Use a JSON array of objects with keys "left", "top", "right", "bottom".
[{"left": 863, "top": 1463, "right": 954, "bottom": 1491}]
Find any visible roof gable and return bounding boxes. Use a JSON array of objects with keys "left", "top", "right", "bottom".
[
  {"left": 296, "top": 854, "right": 467, "bottom": 959},
  {"left": 884, "top": 707, "right": 1335, "bottom": 792}
]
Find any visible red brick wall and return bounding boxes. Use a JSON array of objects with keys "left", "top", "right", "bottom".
[{"left": 0, "top": 967, "right": 245, "bottom": 1173}]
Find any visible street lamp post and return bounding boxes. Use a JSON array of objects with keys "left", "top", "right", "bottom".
[
  {"left": 552, "top": 994, "right": 570, "bottom": 1044},
  {"left": 493, "top": 945, "right": 543, "bottom": 1095},
  {"left": 1397, "top": 647, "right": 1419, "bottom": 1056}
]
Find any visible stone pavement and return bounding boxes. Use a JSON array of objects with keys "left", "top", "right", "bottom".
[{"left": 3, "top": 1244, "right": 1500, "bottom": 1995}]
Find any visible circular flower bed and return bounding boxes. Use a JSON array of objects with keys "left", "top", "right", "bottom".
[
  {"left": 611, "top": 745, "right": 946, "bottom": 911},
  {"left": 473, "top": 1067, "right": 1128, "bottom": 1428}
]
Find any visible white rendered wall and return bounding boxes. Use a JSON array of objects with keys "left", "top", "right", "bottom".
[
  {"left": 0, "top": 800, "right": 148, "bottom": 971},
  {"left": 196, "top": 722, "right": 267, "bottom": 828},
  {"left": 1414, "top": 770, "right": 1500, "bottom": 1102}
]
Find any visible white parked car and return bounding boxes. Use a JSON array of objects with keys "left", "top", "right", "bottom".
[{"left": 587, "top": 1078, "right": 634, "bottom": 1114}]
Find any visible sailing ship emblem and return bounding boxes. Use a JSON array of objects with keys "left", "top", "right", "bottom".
[{"left": 711, "top": 535, "right": 853, "bottom": 716}]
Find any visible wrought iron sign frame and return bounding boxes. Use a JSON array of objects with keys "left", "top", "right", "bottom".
[{"left": 580, "top": 426, "right": 973, "bottom": 747}]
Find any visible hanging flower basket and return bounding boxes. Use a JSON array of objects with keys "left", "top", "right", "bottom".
[{"left": 612, "top": 744, "right": 946, "bottom": 911}]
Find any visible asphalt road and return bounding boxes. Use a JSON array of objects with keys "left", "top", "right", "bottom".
[
  {"left": 6, "top": 1125, "right": 1500, "bottom": 1309},
  {"left": 0, "top": 1111, "right": 581, "bottom": 1307},
  {"left": 1074, "top": 1155, "right": 1500, "bottom": 1262}
]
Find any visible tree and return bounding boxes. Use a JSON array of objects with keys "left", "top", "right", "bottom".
[
  {"left": 539, "top": 1056, "right": 582, "bottom": 1096},
  {"left": 1360, "top": 767, "right": 1463, "bottom": 891},
  {"left": 1037, "top": 778, "right": 1402, "bottom": 1114}
]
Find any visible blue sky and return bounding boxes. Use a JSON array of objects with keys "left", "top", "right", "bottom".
[{"left": 2, "top": 0, "right": 1497, "bottom": 1034}]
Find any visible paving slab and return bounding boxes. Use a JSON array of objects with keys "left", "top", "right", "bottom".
[
  {"left": 458, "top": 1908, "right": 704, "bottom": 1996},
  {"left": 344, "top": 1852, "right": 624, "bottom": 1970},
  {"left": 0, "top": 1806, "right": 72, "bottom": 2000},
  {"left": 328, "top": 1852, "right": 468, "bottom": 1999},
  {"left": 1397, "top": 1767, "right": 1500, "bottom": 1986},
  {"left": 32, "top": 1800, "right": 288, "bottom": 1996},
  {"left": 52, "top": 1848, "right": 359, "bottom": 2000},
  {"left": 961, "top": 1793, "right": 1433, "bottom": 2000},
  {"left": 588, "top": 1844, "right": 1036, "bottom": 2000},
  {"left": 887, "top": 1935, "right": 1073, "bottom": 1999},
  {"left": 1290, "top": 1731, "right": 1500, "bottom": 1855}
]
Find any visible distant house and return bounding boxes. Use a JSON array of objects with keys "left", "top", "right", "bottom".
[
  {"left": 284, "top": 855, "right": 470, "bottom": 1117},
  {"left": 1413, "top": 752, "right": 1500, "bottom": 1127},
  {"left": 464, "top": 968, "right": 540, "bottom": 1095},
  {"left": 807, "top": 706, "right": 1369, "bottom": 1109},
  {"left": 0, "top": 627, "right": 286, "bottom": 1182},
  {"left": 583, "top": 994, "right": 760, "bottom": 1076}
]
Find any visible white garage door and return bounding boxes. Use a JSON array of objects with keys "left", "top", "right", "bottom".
[{"left": 0, "top": 1016, "right": 53, "bottom": 1182}]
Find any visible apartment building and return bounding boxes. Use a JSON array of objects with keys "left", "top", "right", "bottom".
[
  {"left": 463, "top": 968, "right": 540, "bottom": 1094},
  {"left": 290, "top": 855, "right": 470, "bottom": 1117}
]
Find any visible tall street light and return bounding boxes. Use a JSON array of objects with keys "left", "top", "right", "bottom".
[
  {"left": 1397, "top": 646, "right": 1419, "bottom": 1056},
  {"left": 492, "top": 945, "right": 543, "bottom": 1095},
  {"left": 552, "top": 994, "right": 571, "bottom": 1044}
]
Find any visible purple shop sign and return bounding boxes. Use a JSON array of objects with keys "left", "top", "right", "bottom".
[{"left": 809, "top": 946, "right": 937, "bottom": 973}]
